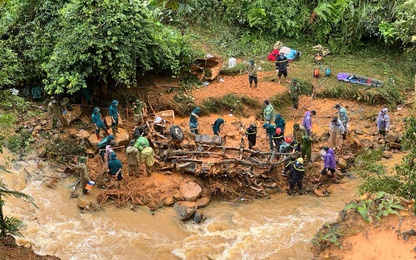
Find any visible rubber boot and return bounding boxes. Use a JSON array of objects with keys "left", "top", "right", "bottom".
[
  {"left": 249, "top": 83, "right": 252, "bottom": 88},
  {"left": 254, "top": 83, "right": 258, "bottom": 89},
  {"left": 96, "top": 133, "right": 100, "bottom": 141}
]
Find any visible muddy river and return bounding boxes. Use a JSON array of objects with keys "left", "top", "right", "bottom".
[{"left": 2, "top": 149, "right": 358, "bottom": 260}]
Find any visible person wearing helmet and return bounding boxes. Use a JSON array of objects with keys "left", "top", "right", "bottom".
[
  {"left": 335, "top": 104, "right": 348, "bottom": 139},
  {"left": 126, "top": 140, "right": 140, "bottom": 177},
  {"left": 302, "top": 110, "right": 316, "bottom": 136},
  {"left": 272, "top": 127, "right": 284, "bottom": 149},
  {"left": 289, "top": 79, "right": 300, "bottom": 110},
  {"left": 98, "top": 135, "right": 115, "bottom": 162},
  {"left": 274, "top": 114, "right": 286, "bottom": 133},
  {"left": 376, "top": 108, "right": 390, "bottom": 141},
  {"left": 189, "top": 107, "right": 201, "bottom": 134},
  {"left": 263, "top": 100, "right": 275, "bottom": 123},
  {"left": 315, "top": 146, "right": 338, "bottom": 182},
  {"left": 275, "top": 52, "right": 290, "bottom": 84},
  {"left": 263, "top": 122, "right": 277, "bottom": 150},
  {"left": 329, "top": 117, "right": 345, "bottom": 150},
  {"left": 76, "top": 156, "right": 91, "bottom": 195},
  {"left": 92, "top": 107, "right": 110, "bottom": 140},
  {"left": 212, "top": 118, "right": 225, "bottom": 136},
  {"left": 140, "top": 144, "right": 155, "bottom": 176},
  {"left": 245, "top": 124, "right": 257, "bottom": 149},
  {"left": 107, "top": 152, "right": 123, "bottom": 184},
  {"left": 109, "top": 100, "right": 119, "bottom": 137},
  {"left": 288, "top": 157, "right": 305, "bottom": 195},
  {"left": 47, "top": 96, "right": 60, "bottom": 129},
  {"left": 133, "top": 99, "right": 146, "bottom": 125},
  {"left": 301, "top": 135, "right": 314, "bottom": 164},
  {"left": 281, "top": 151, "right": 300, "bottom": 178},
  {"left": 245, "top": 59, "right": 258, "bottom": 89}
]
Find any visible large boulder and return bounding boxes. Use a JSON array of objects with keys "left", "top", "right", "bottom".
[
  {"left": 174, "top": 201, "right": 197, "bottom": 220},
  {"left": 196, "top": 197, "right": 210, "bottom": 208},
  {"left": 180, "top": 180, "right": 202, "bottom": 202},
  {"left": 337, "top": 158, "right": 347, "bottom": 170},
  {"left": 386, "top": 132, "right": 398, "bottom": 143}
]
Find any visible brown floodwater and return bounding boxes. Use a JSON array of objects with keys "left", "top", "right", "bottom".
[{"left": 2, "top": 148, "right": 358, "bottom": 260}]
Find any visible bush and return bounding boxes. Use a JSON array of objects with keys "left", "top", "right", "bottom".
[{"left": 202, "top": 94, "right": 261, "bottom": 116}]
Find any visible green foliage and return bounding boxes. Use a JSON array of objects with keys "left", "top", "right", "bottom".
[
  {"left": 45, "top": 137, "right": 86, "bottom": 163},
  {"left": 312, "top": 223, "right": 342, "bottom": 249},
  {"left": 6, "top": 129, "right": 33, "bottom": 154},
  {"left": 344, "top": 192, "right": 404, "bottom": 223},
  {"left": 355, "top": 147, "right": 386, "bottom": 177},
  {"left": 0, "top": 180, "right": 37, "bottom": 237},
  {"left": 202, "top": 94, "right": 261, "bottom": 116}
]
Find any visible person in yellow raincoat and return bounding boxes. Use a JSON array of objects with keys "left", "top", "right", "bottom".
[{"left": 140, "top": 143, "right": 155, "bottom": 176}]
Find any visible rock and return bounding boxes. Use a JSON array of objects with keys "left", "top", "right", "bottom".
[
  {"left": 77, "top": 201, "right": 89, "bottom": 210},
  {"left": 225, "top": 130, "right": 238, "bottom": 139},
  {"left": 310, "top": 152, "right": 321, "bottom": 162},
  {"left": 364, "top": 123, "right": 371, "bottom": 128},
  {"left": 354, "top": 129, "right": 364, "bottom": 135},
  {"left": 174, "top": 201, "right": 197, "bottom": 220},
  {"left": 338, "top": 158, "right": 347, "bottom": 170},
  {"left": 180, "top": 180, "right": 202, "bottom": 202},
  {"left": 319, "top": 132, "right": 330, "bottom": 142},
  {"left": 382, "top": 151, "right": 392, "bottom": 159},
  {"left": 265, "top": 186, "right": 279, "bottom": 194},
  {"left": 386, "top": 132, "right": 398, "bottom": 143},
  {"left": 196, "top": 197, "right": 210, "bottom": 208},
  {"left": 192, "top": 210, "right": 204, "bottom": 223},
  {"left": 163, "top": 196, "right": 175, "bottom": 206}
]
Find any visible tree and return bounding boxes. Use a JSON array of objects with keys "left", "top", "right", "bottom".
[{"left": 0, "top": 180, "right": 37, "bottom": 237}]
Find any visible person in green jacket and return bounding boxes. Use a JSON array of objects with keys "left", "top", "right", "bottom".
[
  {"left": 126, "top": 140, "right": 140, "bottom": 177},
  {"left": 245, "top": 59, "right": 258, "bottom": 89},
  {"left": 263, "top": 122, "right": 277, "bottom": 150},
  {"left": 289, "top": 78, "right": 300, "bottom": 110},
  {"left": 301, "top": 135, "right": 313, "bottom": 164},
  {"left": 133, "top": 99, "right": 146, "bottom": 125},
  {"left": 263, "top": 100, "right": 275, "bottom": 123}
]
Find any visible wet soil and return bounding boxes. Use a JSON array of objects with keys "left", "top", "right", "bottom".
[{"left": 0, "top": 235, "right": 60, "bottom": 260}]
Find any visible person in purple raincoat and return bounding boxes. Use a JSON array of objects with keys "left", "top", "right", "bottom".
[
  {"left": 314, "top": 146, "right": 338, "bottom": 182},
  {"left": 302, "top": 110, "right": 316, "bottom": 136}
]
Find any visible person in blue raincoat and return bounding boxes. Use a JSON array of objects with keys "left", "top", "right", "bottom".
[
  {"left": 108, "top": 152, "right": 123, "bottom": 184},
  {"left": 91, "top": 107, "right": 109, "bottom": 140},
  {"left": 109, "top": 100, "right": 119, "bottom": 136},
  {"left": 189, "top": 107, "right": 201, "bottom": 134},
  {"left": 212, "top": 118, "right": 225, "bottom": 136},
  {"left": 376, "top": 108, "right": 390, "bottom": 141},
  {"left": 335, "top": 104, "right": 349, "bottom": 139}
]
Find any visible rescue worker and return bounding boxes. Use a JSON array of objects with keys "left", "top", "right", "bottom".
[
  {"left": 212, "top": 118, "right": 225, "bottom": 136},
  {"left": 279, "top": 136, "right": 292, "bottom": 153},
  {"left": 76, "top": 156, "right": 91, "bottom": 195},
  {"left": 140, "top": 143, "right": 155, "bottom": 176},
  {"left": 245, "top": 59, "right": 258, "bottom": 89},
  {"left": 263, "top": 100, "right": 275, "bottom": 123},
  {"left": 275, "top": 52, "right": 290, "bottom": 84},
  {"left": 301, "top": 135, "right": 313, "bottom": 164},
  {"left": 272, "top": 128, "right": 284, "bottom": 150},
  {"left": 245, "top": 124, "right": 257, "bottom": 149},
  {"left": 288, "top": 158, "right": 305, "bottom": 195},
  {"left": 91, "top": 107, "right": 109, "bottom": 140},
  {"left": 47, "top": 96, "right": 60, "bottom": 129},
  {"left": 189, "top": 107, "right": 201, "bottom": 134},
  {"left": 133, "top": 99, "right": 146, "bottom": 125},
  {"left": 263, "top": 122, "right": 277, "bottom": 150},
  {"left": 109, "top": 100, "right": 119, "bottom": 137},
  {"left": 281, "top": 151, "right": 300, "bottom": 178},
  {"left": 302, "top": 110, "right": 316, "bottom": 136},
  {"left": 376, "top": 108, "right": 390, "bottom": 141},
  {"left": 107, "top": 152, "right": 123, "bottom": 183},
  {"left": 134, "top": 136, "right": 149, "bottom": 152},
  {"left": 315, "top": 146, "right": 338, "bottom": 182},
  {"left": 126, "top": 140, "right": 140, "bottom": 177},
  {"left": 289, "top": 138, "right": 300, "bottom": 152},
  {"left": 98, "top": 135, "right": 115, "bottom": 162},
  {"left": 289, "top": 78, "right": 300, "bottom": 110},
  {"left": 104, "top": 140, "right": 116, "bottom": 171},
  {"left": 274, "top": 114, "right": 286, "bottom": 133},
  {"left": 293, "top": 123, "right": 307, "bottom": 150},
  {"left": 329, "top": 117, "right": 345, "bottom": 150},
  {"left": 335, "top": 104, "right": 349, "bottom": 139}
]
